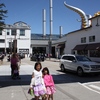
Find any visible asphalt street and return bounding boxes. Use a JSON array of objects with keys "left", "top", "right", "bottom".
[{"left": 0, "top": 57, "right": 100, "bottom": 100}]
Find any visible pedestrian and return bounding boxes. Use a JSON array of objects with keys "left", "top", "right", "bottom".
[
  {"left": 31, "top": 62, "right": 46, "bottom": 100},
  {"left": 42, "top": 67, "right": 56, "bottom": 100},
  {"left": 0, "top": 53, "right": 4, "bottom": 64},
  {"left": 10, "top": 53, "right": 20, "bottom": 79},
  {"left": 13, "top": 67, "right": 20, "bottom": 79}
]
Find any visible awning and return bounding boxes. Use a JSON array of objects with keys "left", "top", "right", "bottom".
[
  {"left": 73, "top": 44, "right": 87, "bottom": 50},
  {"left": 85, "top": 43, "right": 100, "bottom": 50},
  {"left": 57, "top": 43, "right": 65, "bottom": 48}
]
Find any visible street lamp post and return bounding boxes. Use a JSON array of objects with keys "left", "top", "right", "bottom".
[
  {"left": 48, "top": 35, "right": 52, "bottom": 60},
  {"left": 11, "top": 29, "right": 17, "bottom": 53},
  {"left": 9, "top": 38, "right": 12, "bottom": 54},
  {"left": 14, "top": 33, "right": 17, "bottom": 53},
  {"left": 3, "top": 30, "right": 6, "bottom": 55},
  {"left": 48, "top": 0, "right": 53, "bottom": 60},
  {"left": 5, "top": 31, "right": 6, "bottom": 54}
]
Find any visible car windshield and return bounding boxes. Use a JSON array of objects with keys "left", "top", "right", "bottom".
[{"left": 76, "top": 56, "right": 91, "bottom": 61}]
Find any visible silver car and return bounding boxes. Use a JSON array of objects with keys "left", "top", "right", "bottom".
[{"left": 60, "top": 54, "right": 100, "bottom": 76}]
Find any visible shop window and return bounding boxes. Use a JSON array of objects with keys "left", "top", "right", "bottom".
[
  {"left": 77, "top": 50, "right": 88, "bottom": 56},
  {"left": 90, "top": 50, "right": 100, "bottom": 57},
  {"left": 89, "top": 36, "right": 95, "bottom": 42}
]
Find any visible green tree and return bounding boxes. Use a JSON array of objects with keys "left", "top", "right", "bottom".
[{"left": 0, "top": 3, "right": 7, "bottom": 30}]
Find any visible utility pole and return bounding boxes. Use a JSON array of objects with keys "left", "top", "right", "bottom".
[
  {"left": 4, "top": 30, "right": 6, "bottom": 54},
  {"left": 48, "top": 0, "right": 53, "bottom": 60},
  {"left": 50, "top": 0, "right": 53, "bottom": 36},
  {"left": 10, "top": 38, "right": 12, "bottom": 54},
  {"left": 14, "top": 32, "right": 17, "bottom": 53}
]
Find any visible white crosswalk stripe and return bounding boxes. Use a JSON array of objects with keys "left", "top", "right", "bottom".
[
  {"left": 79, "top": 82, "right": 100, "bottom": 94},
  {"left": 89, "top": 85, "right": 100, "bottom": 91}
]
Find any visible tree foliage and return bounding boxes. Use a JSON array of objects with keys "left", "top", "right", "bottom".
[{"left": 0, "top": 3, "right": 7, "bottom": 30}]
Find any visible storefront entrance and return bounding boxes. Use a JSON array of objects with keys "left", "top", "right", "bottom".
[{"left": 32, "top": 47, "right": 46, "bottom": 54}]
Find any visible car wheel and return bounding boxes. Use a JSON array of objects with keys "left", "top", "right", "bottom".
[
  {"left": 61, "top": 64, "right": 65, "bottom": 72},
  {"left": 77, "top": 67, "right": 83, "bottom": 76}
]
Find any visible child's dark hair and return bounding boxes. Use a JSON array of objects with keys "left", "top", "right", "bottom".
[
  {"left": 42, "top": 67, "right": 50, "bottom": 75},
  {"left": 34, "top": 62, "right": 42, "bottom": 70}
]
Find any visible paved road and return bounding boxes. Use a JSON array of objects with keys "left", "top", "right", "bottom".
[{"left": 0, "top": 57, "right": 100, "bottom": 100}]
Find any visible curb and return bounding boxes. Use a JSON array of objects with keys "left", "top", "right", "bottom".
[{"left": 46, "top": 59, "right": 60, "bottom": 62}]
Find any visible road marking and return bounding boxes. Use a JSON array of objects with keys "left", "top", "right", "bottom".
[
  {"left": 11, "top": 90, "right": 14, "bottom": 98},
  {"left": 78, "top": 82, "right": 100, "bottom": 94},
  {"left": 83, "top": 81, "right": 100, "bottom": 85},
  {"left": 89, "top": 85, "right": 100, "bottom": 91}
]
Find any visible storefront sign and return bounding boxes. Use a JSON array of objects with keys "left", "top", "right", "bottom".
[{"left": 19, "top": 49, "right": 29, "bottom": 54}]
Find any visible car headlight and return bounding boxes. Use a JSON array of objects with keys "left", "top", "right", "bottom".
[{"left": 83, "top": 64, "right": 90, "bottom": 68}]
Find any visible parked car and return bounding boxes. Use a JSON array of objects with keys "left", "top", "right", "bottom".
[
  {"left": 60, "top": 54, "right": 100, "bottom": 76},
  {"left": 0, "top": 53, "right": 4, "bottom": 61},
  {"left": 7, "top": 55, "right": 10, "bottom": 62},
  {"left": 30, "top": 53, "right": 45, "bottom": 62},
  {"left": 30, "top": 54, "right": 37, "bottom": 61},
  {"left": 19, "top": 53, "right": 25, "bottom": 59}
]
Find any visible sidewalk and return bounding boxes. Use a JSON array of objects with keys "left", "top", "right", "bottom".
[
  {"left": 46, "top": 58, "right": 60, "bottom": 62},
  {"left": 0, "top": 59, "right": 70, "bottom": 100}
]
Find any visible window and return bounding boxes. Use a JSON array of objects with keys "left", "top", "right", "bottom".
[
  {"left": 11, "top": 29, "right": 16, "bottom": 35},
  {"left": 67, "top": 56, "right": 75, "bottom": 61},
  {"left": 77, "top": 50, "right": 88, "bottom": 56},
  {"left": 20, "top": 29, "right": 25, "bottom": 36},
  {"left": 7, "top": 29, "right": 10, "bottom": 35},
  {"left": 0, "top": 39, "right": 5, "bottom": 43},
  {"left": 18, "top": 23, "right": 22, "bottom": 26},
  {"left": 89, "top": 36, "right": 95, "bottom": 42},
  {"left": 90, "top": 50, "right": 100, "bottom": 57},
  {"left": 62, "top": 56, "right": 68, "bottom": 60},
  {"left": 62, "top": 56, "right": 75, "bottom": 61},
  {"left": 7, "top": 32, "right": 9, "bottom": 35},
  {"left": 81, "top": 37, "right": 86, "bottom": 43},
  {"left": 0, "top": 30, "right": 2, "bottom": 35},
  {"left": 76, "top": 56, "right": 91, "bottom": 61}
]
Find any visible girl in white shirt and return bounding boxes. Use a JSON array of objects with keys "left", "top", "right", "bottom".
[{"left": 30, "top": 62, "right": 46, "bottom": 100}]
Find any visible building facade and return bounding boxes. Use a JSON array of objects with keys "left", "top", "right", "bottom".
[
  {"left": 3, "top": 16, "right": 100, "bottom": 62},
  {"left": 31, "top": 34, "right": 60, "bottom": 57},
  {"left": 65, "top": 15, "right": 100, "bottom": 61},
  {"left": 0, "top": 21, "right": 31, "bottom": 55},
  {"left": 52, "top": 36, "right": 66, "bottom": 58}
]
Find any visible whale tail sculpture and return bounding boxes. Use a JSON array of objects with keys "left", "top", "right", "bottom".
[{"left": 64, "top": 1, "right": 92, "bottom": 29}]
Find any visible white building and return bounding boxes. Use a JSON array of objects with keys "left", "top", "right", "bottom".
[
  {"left": 0, "top": 21, "right": 31, "bottom": 55},
  {"left": 55, "top": 3, "right": 100, "bottom": 61},
  {"left": 64, "top": 15, "right": 100, "bottom": 61},
  {"left": 0, "top": 21, "right": 60, "bottom": 57},
  {"left": 52, "top": 36, "right": 66, "bottom": 58}
]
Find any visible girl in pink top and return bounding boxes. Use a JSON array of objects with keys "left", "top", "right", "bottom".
[{"left": 42, "top": 67, "right": 56, "bottom": 100}]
